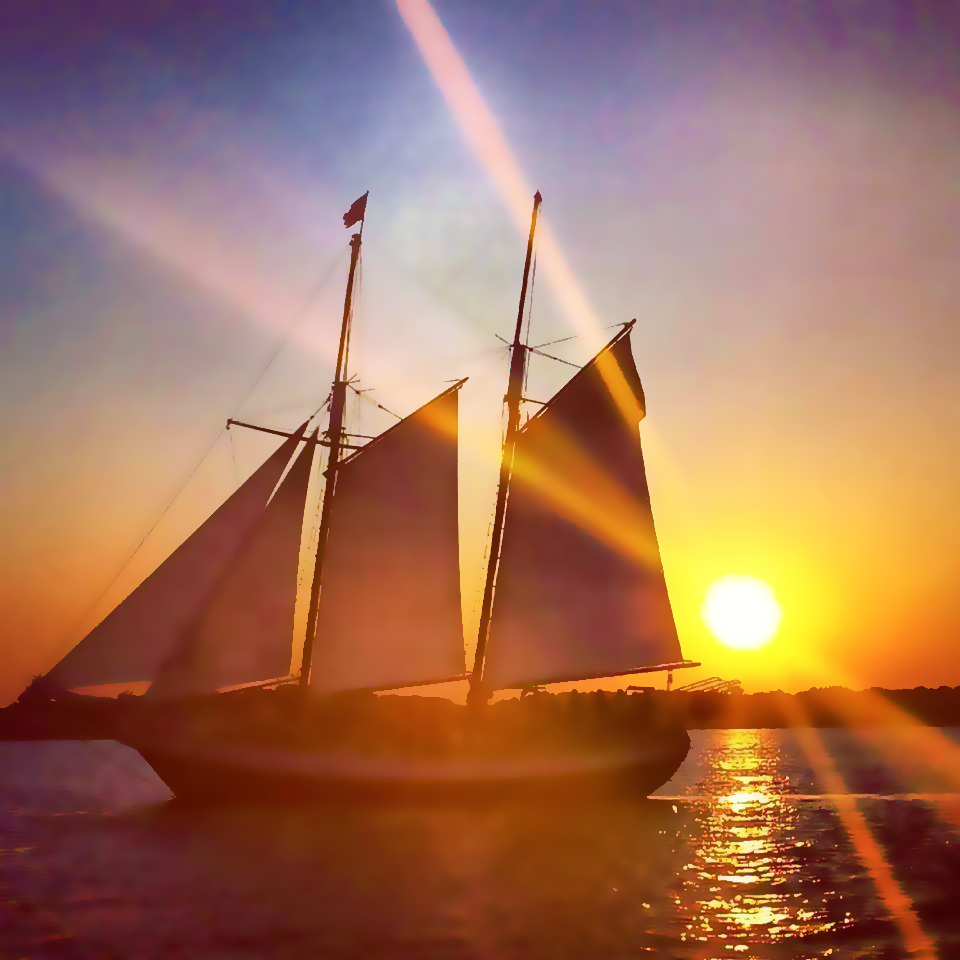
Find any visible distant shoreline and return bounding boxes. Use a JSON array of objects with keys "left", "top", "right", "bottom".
[{"left": 652, "top": 686, "right": 960, "bottom": 728}]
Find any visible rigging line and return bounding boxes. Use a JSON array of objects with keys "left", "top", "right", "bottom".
[
  {"left": 531, "top": 322, "right": 624, "bottom": 350},
  {"left": 58, "top": 429, "right": 228, "bottom": 648},
  {"left": 351, "top": 378, "right": 363, "bottom": 436},
  {"left": 341, "top": 251, "right": 361, "bottom": 385},
  {"left": 523, "top": 253, "right": 538, "bottom": 397},
  {"left": 232, "top": 246, "right": 348, "bottom": 418},
  {"left": 53, "top": 252, "right": 348, "bottom": 655},
  {"left": 528, "top": 345, "right": 580, "bottom": 368},
  {"left": 299, "top": 443, "right": 327, "bottom": 585},
  {"left": 229, "top": 429, "right": 239, "bottom": 486},
  {"left": 310, "top": 394, "right": 332, "bottom": 422},
  {"left": 362, "top": 232, "right": 498, "bottom": 331},
  {"left": 523, "top": 254, "right": 537, "bottom": 348},
  {"left": 347, "top": 381, "right": 402, "bottom": 420},
  {"left": 346, "top": 345, "right": 505, "bottom": 391},
  {"left": 244, "top": 394, "right": 329, "bottom": 420}
]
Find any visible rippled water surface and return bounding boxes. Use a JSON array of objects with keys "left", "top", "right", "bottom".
[{"left": 2, "top": 729, "right": 960, "bottom": 958}]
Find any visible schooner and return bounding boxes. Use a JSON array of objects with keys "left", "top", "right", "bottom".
[{"left": 3, "top": 192, "right": 698, "bottom": 799}]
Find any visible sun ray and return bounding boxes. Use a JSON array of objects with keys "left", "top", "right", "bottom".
[
  {"left": 783, "top": 698, "right": 937, "bottom": 959},
  {"left": 395, "top": 0, "right": 645, "bottom": 426}
]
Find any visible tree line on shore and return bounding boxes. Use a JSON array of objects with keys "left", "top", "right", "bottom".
[{"left": 654, "top": 685, "right": 960, "bottom": 728}]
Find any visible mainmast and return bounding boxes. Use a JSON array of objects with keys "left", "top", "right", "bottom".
[
  {"left": 468, "top": 191, "right": 542, "bottom": 706},
  {"left": 300, "top": 196, "right": 367, "bottom": 688}
]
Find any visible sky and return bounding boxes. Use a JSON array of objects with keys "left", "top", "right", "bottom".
[{"left": 1, "top": 0, "right": 959, "bottom": 705}]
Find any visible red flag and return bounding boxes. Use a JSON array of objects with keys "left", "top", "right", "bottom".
[{"left": 343, "top": 192, "right": 368, "bottom": 228}]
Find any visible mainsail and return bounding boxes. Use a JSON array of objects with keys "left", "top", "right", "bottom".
[
  {"left": 147, "top": 433, "right": 317, "bottom": 698},
  {"left": 47, "top": 426, "right": 307, "bottom": 689},
  {"left": 309, "top": 386, "right": 466, "bottom": 694},
  {"left": 481, "top": 331, "right": 681, "bottom": 690}
]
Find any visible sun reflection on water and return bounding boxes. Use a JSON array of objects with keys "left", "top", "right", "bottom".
[{"left": 674, "top": 730, "right": 861, "bottom": 951}]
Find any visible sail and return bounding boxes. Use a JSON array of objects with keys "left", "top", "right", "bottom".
[
  {"left": 47, "top": 425, "right": 307, "bottom": 689},
  {"left": 147, "top": 433, "right": 317, "bottom": 699},
  {"left": 481, "top": 331, "right": 681, "bottom": 690},
  {"left": 309, "top": 387, "right": 465, "bottom": 694}
]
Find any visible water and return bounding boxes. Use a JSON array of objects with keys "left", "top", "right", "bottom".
[{"left": 2, "top": 729, "right": 960, "bottom": 958}]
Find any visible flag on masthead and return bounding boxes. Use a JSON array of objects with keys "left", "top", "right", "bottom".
[{"left": 343, "top": 192, "right": 369, "bottom": 228}]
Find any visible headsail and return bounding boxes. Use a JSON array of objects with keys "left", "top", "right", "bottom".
[
  {"left": 309, "top": 386, "right": 466, "bottom": 694},
  {"left": 47, "top": 426, "right": 307, "bottom": 689},
  {"left": 481, "top": 330, "right": 681, "bottom": 690},
  {"left": 147, "top": 433, "right": 317, "bottom": 698}
]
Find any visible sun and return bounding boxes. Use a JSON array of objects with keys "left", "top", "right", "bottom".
[{"left": 702, "top": 575, "right": 782, "bottom": 650}]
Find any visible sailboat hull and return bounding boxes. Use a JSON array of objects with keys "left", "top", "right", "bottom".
[
  {"left": 113, "top": 689, "right": 691, "bottom": 802},
  {"left": 122, "top": 730, "right": 690, "bottom": 802}
]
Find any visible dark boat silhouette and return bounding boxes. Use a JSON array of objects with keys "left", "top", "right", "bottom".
[{"left": 3, "top": 193, "right": 698, "bottom": 800}]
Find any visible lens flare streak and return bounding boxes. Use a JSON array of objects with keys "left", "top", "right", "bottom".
[
  {"left": 784, "top": 701, "right": 937, "bottom": 959},
  {"left": 395, "top": 0, "right": 645, "bottom": 428}
]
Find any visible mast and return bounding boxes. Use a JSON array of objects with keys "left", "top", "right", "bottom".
[
  {"left": 468, "top": 190, "right": 542, "bottom": 706},
  {"left": 300, "top": 219, "right": 364, "bottom": 689}
]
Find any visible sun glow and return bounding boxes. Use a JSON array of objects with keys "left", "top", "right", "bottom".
[{"left": 703, "top": 575, "right": 782, "bottom": 650}]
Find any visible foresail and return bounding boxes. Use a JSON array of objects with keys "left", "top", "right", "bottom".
[
  {"left": 148, "top": 433, "right": 317, "bottom": 699},
  {"left": 309, "top": 387, "right": 465, "bottom": 694},
  {"left": 47, "top": 426, "right": 307, "bottom": 689},
  {"left": 481, "top": 331, "right": 681, "bottom": 690}
]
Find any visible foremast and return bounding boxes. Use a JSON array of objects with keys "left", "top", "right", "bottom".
[
  {"left": 300, "top": 209, "right": 366, "bottom": 689},
  {"left": 468, "top": 191, "right": 542, "bottom": 706}
]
